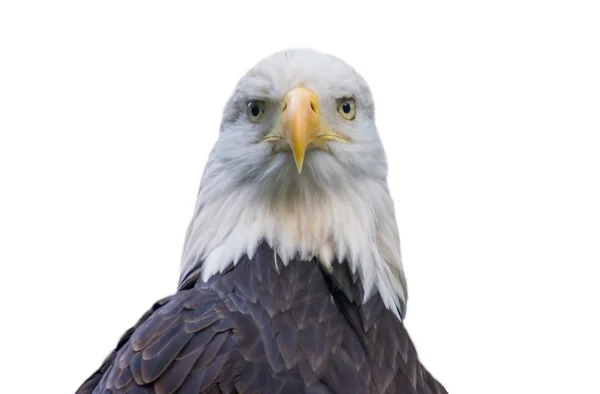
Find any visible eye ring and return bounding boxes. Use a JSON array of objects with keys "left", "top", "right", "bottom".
[
  {"left": 247, "top": 101, "right": 264, "bottom": 123},
  {"left": 337, "top": 98, "right": 356, "bottom": 120}
]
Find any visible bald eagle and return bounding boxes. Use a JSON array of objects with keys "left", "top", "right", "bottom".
[{"left": 76, "top": 49, "right": 447, "bottom": 394}]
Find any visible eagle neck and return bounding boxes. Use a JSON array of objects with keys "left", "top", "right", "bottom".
[{"left": 180, "top": 177, "right": 407, "bottom": 319}]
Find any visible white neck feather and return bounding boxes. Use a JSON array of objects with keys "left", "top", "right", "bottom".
[{"left": 180, "top": 174, "right": 408, "bottom": 319}]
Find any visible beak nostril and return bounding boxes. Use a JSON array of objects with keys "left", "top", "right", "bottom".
[{"left": 310, "top": 101, "right": 316, "bottom": 113}]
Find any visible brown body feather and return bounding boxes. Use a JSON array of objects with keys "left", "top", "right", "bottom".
[{"left": 76, "top": 242, "right": 447, "bottom": 393}]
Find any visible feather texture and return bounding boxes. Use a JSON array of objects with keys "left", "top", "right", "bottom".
[{"left": 76, "top": 243, "right": 446, "bottom": 394}]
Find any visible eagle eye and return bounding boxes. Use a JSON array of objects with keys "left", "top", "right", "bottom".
[
  {"left": 337, "top": 98, "right": 356, "bottom": 120},
  {"left": 247, "top": 101, "right": 264, "bottom": 123}
]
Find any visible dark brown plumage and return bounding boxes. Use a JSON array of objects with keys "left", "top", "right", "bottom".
[{"left": 76, "top": 242, "right": 447, "bottom": 393}]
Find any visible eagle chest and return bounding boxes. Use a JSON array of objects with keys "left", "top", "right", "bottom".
[{"left": 194, "top": 243, "right": 414, "bottom": 394}]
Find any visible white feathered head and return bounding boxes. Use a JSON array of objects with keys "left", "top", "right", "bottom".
[{"left": 181, "top": 48, "right": 408, "bottom": 318}]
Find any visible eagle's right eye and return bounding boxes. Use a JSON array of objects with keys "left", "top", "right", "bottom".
[{"left": 247, "top": 101, "right": 264, "bottom": 123}]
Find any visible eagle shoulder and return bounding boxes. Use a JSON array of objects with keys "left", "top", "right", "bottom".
[{"left": 76, "top": 287, "right": 237, "bottom": 393}]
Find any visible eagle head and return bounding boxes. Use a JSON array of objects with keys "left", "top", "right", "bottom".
[{"left": 181, "top": 48, "right": 408, "bottom": 318}]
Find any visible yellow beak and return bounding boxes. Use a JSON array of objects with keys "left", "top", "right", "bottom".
[{"left": 280, "top": 87, "right": 321, "bottom": 173}]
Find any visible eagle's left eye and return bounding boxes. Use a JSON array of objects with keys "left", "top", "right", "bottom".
[
  {"left": 337, "top": 98, "right": 356, "bottom": 120},
  {"left": 247, "top": 101, "right": 264, "bottom": 123}
]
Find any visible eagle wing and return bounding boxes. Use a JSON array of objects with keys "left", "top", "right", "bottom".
[{"left": 76, "top": 287, "right": 237, "bottom": 393}]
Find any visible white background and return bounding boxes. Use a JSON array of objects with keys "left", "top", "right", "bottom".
[{"left": 1, "top": 1, "right": 599, "bottom": 393}]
